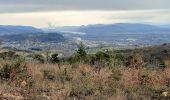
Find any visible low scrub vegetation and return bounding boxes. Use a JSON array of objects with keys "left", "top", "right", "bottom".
[{"left": 0, "top": 44, "right": 170, "bottom": 99}]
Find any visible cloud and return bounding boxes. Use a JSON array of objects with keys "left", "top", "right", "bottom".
[
  {"left": 0, "top": 10, "right": 169, "bottom": 27},
  {"left": 0, "top": 0, "right": 170, "bottom": 13}
]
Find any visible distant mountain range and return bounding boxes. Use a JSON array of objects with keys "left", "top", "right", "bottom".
[
  {"left": 0, "top": 25, "right": 43, "bottom": 35},
  {"left": 0, "top": 25, "right": 66, "bottom": 43},
  {"left": 159, "top": 24, "right": 170, "bottom": 28},
  {"left": 47, "top": 23, "right": 170, "bottom": 42},
  {"left": 0, "top": 23, "right": 170, "bottom": 45},
  {"left": 53, "top": 23, "right": 170, "bottom": 35},
  {"left": 1, "top": 23, "right": 170, "bottom": 36}
]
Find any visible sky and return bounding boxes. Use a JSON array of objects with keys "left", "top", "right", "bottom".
[{"left": 0, "top": 0, "right": 170, "bottom": 27}]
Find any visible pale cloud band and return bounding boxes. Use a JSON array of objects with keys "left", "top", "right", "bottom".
[
  {"left": 0, "top": 0, "right": 170, "bottom": 13},
  {"left": 0, "top": 10, "right": 169, "bottom": 27},
  {"left": 0, "top": 0, "right": 169, "bottom": 27}
]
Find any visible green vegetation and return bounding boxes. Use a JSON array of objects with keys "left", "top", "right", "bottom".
[
  {"left": 33, "top": 54, "right": 45, "bottom": 63},
  {"left": 50, "top": 53, "right": 59, "bottom": 63}
]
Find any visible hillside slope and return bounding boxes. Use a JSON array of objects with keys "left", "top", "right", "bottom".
[
  {"left": 0, "top": 32, "right": 66, "bottom": 43},
  {"left": 0, "top": 25, "right": 42, "bottom": 35}
]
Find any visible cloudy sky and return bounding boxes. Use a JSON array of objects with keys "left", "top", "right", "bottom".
[{"left": 0, "top": 0, "right": 170, "bottom": 27}]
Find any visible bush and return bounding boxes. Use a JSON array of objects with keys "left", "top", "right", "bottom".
[
  {"left": 159, "top": 62, "right": 166, "bottom": 69},
  {"left": 0, "top": 60, "right": 33, "bottom": 87},
  {"left": 33, "top": 54, "right": 45, "bottom": 63},
  {"left": 111, "top": 68, "right": 122, "bottom": 81},
  {"left": 95, "top": 51, "right": 111, "bottom": 62},
  {"left": 115, "top": 53, "right": 130, "bottom": 66},
  {"left": 67, "top": 56, "right": 78, "bottom": 64},
  {"left": 70, "top": 75, "right": 94, "bottom": 97},
  {"left": 50, "top": 53, "right": 59, "bottom": 63},
  {"left": 0, "top": 60, "right": 26, "bottom": 79},
  {"left": 0, "top": 51, "right": 19, "bottom": 60},
  {"left": 60, "top": 68, "right": 72, "bottom": 81},
  {"left": 91, "top": 51, "right": 112, "bottom": 69},
  {"left": 43, "top": 70, "right": 56, "bottom": 81}
]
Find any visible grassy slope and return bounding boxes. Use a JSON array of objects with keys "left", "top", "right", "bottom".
[{"left": 0, "top": 44, "right": 170, "bottom": 99}]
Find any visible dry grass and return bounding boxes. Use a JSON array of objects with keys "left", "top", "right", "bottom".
[{"left": 0, "top": 59, "right": 170, "bottom": 100}]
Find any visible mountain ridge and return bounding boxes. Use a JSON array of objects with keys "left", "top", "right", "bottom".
[
  {"left": 0, "top": 25, "right": 66, "bottom": 43},
  {"left": 53, "top": 23, "right": 170, "bottom": 34},
  {"left": 0, "top": 25, "right": 42, "bottom": 35}
]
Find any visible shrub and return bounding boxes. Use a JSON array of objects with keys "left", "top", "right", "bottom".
[
  {"left": 33, "top": 54, "right": 45, "bottom": 63},
  {"left": 0, "top": 60, "right": 33, "bottom": 87},
  {"left": 67, "top": 56, "right": 78, "bottom": 64},
  {"left": 159, "top": 62, "right": 166, "bottom": 69},
  {"left": 85, "top": 55, "right": 96, "bottom": 65},
  {"left": 95, "top": 51, "right": 111, "bottom": 62},
  {"left": 104, "top": 68, "right": 123, "bottom": 96},
  {"left": 60, "top": 68, "right": 72, "bottom": 81},
  {"left": 50, "top": 53, "right": 59, "bottom": 63},
  {"left": 0, "top": 60, "right": 26, "bottom": 79},
  {"left": 0, "top": 51, "right": 19, "bottom": 60},
  {"left": 69, "top": 75, "right": 94, "bottom": 97},
  {"left": 111, "top": 68, "right": 122, "bottom": 81},
  {"left": 43, "top": 70, "right": 56, "bottom": 81},
  {"left": 115, "top": 53, "right": 130, "bottom": 66},
  {"left": 90, "top": 51, "right": 112, "bottom": 70},
  {"left": 139, "top": 74, "right": 151, "bottom": 85},
  {"left": 71, "top": 63, "right": 79, "bottom": 69}
]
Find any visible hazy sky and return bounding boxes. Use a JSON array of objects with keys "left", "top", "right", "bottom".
[{"left": 0, "top": 0, "right": 170, "bottom": 27}]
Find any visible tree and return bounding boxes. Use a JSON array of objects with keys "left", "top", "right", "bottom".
[{"left": 76, "top": 42, "right": 87, "bottom": 59}]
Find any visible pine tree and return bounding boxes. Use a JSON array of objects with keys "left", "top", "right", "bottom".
[{"left": 76, "top": 42, "right": 87, "bottom": 59}]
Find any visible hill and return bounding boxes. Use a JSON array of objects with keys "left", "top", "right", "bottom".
[
  {"left": 0, "top": 25, "right": 42, "bottom": 35},
  {"left": 0, "top": 32, "right": 66, "bottom": 43},
  {"left": 0, "top": 25, "right": 66, "bottom": 43}
]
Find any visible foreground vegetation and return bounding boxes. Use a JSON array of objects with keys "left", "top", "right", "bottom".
[{"left": 0, "top": 44, "right": 170, "bottom": 99}]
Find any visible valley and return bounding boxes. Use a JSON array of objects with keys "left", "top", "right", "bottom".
[{"left": 1, "top": 23, "right": 170, "bottom": 56}]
